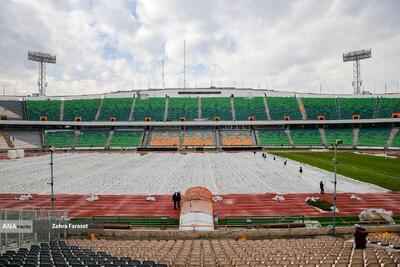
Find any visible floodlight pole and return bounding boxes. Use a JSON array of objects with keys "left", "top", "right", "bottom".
[
  {"left": 39, "top": 62, "right": 46, "bottom": 96},
  {"left": 28, "top": 51, "right": 56, "bottom": 96},
  {"left": 353, "top": 60, "right": 361, "bottom": 94},
  {"left": 343, "top": 49, "right": 371, "bottom": 95}
]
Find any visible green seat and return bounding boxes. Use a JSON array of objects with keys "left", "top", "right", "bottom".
[
  {"left": 302, "top": 98, "right": 338, "bottom": 120},
  {"left": 358, "top": 127, "right": 390, "bottom": 147},
  {"left": 98, "top": 98, "right": 133, "bottom": 121},
  {"left": 63, "top": 99, "right": 100, "bottom": 121},
  {"left": 26, "top": 100, "right": 61, "bottom": 121},
  {"left": 133, "top": 98, "right": 165, "bottom": 121},
  {"left": 201, "top": 97, "right": 232, "bottom": 120},
  {"left": 378, "top": 98, "right": 400, "bottom": 118},
  {"left": 76, "top": 130, "right": 108, "bottom": 147},
  {"left": 291, "top": 128, "right": 323, "bottom": 146},
  {"left": 325, "top": 128, "right": 354, "bottom": 146},
  {"left": 45, "top": 131, "right": 74, "bottom": 148},
  {"left": 267, "top": 97, "right": 302, "bottom": 120},
  {"left": 338, "top": 98, "right": 377, "bottom": 119},
  {"left": 234, "top": 97, "right": 267, "bottom": 121},
  {"left": 258, "top": 130, "right": 290, "bottom": 146},
  {"left": 110, "top": 131, "right": 142, "bottom": 147},
  {"left": 168, "top": 97, "right": 198, "bottom": 121}
]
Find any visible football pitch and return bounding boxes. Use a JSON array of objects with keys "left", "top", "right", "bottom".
[{"left": 272, "top": 152, "right": 400, "bottom": 191}]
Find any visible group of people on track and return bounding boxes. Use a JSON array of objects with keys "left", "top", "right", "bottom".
[{"left": 254, "top": 151, "right": 326, "bottom": 195}]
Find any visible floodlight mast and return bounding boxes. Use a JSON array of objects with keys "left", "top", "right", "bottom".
[
  {"left": 28, "top": 51, "right": 56, "bottom": 96},
  {"left": 343, "top": 49, "right": 371, "bottom": 94}
]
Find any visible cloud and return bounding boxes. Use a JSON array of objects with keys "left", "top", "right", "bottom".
[{"left": 0, "top": 0, "right": 399, "bottom": 96}]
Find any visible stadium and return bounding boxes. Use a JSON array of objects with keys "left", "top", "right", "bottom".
[
  {"left": 1, "top": 87, "right": 400, "bottom": 266},
  {"left": 1, "top": 1, "right": 400, "bottom": 267}
]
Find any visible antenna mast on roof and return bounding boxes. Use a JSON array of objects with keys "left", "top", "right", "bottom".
[
  {"left": 162, "top": 57, "right": 165, "bottom": 89},
  {"left": 183, "top": 40, "right": 186, "bottom": 89}
]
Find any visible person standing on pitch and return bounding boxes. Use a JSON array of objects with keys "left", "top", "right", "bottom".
[
  {"left": 299, "top": 166, "right": 303, "bottom": 174},
  {"left": 172, "top": 192, "right": 178, "bottom": 210},
  {"left": 320, "top": 181, "right": 324, "bottom": 194},
  {"left": 284, "top": 160, "right": 287, "bottom": 166},
  {"left": 176, "top": 192, "right": 181, "bottom": 209}
]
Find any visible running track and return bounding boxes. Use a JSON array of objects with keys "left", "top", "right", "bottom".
[{"left": 0, "top": 193, "right": 399, "bottom": 218}]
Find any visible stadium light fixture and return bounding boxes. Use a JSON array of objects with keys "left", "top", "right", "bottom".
[
  {"left": 28, "top": 51, "right": 56, "bottom": 96},
  {"left": 343, "top": 49, "right": 371, "bottom": 95}
]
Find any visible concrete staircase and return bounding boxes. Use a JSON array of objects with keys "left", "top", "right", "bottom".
[
  {"left": 198, "top": 97, "right": 202, "bottom": 119},
  {"left": 254, "top": 130, "right": 260, "bottom": 146},
  {"left": 373, "top": 97, "right": 381, "bottom": 119},
  {"left": 296, "top": 96, "right": 307, "bottom": 120},
  {"left": 318, "top": 128, "right": 327, "bottom": 146},
  {"left": 263, "top": 96, "right": 272, "bottom": 121},
  {"left": 215, "top": 130, "right": 222, "bottom": 148},
  {"left": 106, "top": 131, "right": 114, "bottom": 147},
  {"left": 352, "top": 128, "right": 360, "bottom": 148},
  {"left": 128, "top": 97, "right": 136, "bottom": 121},
  {"left": 163, "top": 98, "right": 169, "bottom": 121},
  {"left": 1, "top": 129, "right": 14, "bottom": 148},
  {"left": 60, "top": 99, "right": 65, "bottom": 121},
  {"left": 179, "top": 130, "right": 184, "bottom": 148},
  {"left": 71, "top": 130, "right": 80, "bottom": 149},
  {"left": 285, "top": 129, "right": 294, "bottom": 146},
  {"left": 142, "top": 130, "right": 151, "bottom": 147},
  {"left": 386, "top": 127, "right": 399, "bottom": 148},
  {"left": 95, "top": 98, "right": 104, "bottom": 121},
  {"left": 252, "top": 130, "right": 258, "bottom": 146},
  {"left": 230, "top": 97, "right": 236, "bottom": 121},
  {"left": 336, "top": 98, "right": 341, "bottom": 119}
]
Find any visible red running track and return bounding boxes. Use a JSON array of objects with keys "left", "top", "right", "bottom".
[{"left": 0, "top": 193, "right": 399, "bottom": 218}]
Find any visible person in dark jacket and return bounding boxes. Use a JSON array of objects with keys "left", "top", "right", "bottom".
[
  {"left": 176, "top": 192, "right": 181, "bottom": 208},
  {"left": 172, "top": 192, "right": 178, "bottom": 210},
  {"left": 299, "top": 166, "right": 303, "bottom": 174},
  {"left": 354, "top": 225, "right": 368, "bottom": 249},
  {"left": 320, "top": 181, "right": 324, "bottom": 194}
]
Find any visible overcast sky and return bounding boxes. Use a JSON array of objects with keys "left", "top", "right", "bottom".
[{"left": 0, "top": 0, "right": 399, "bottom": 96}]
